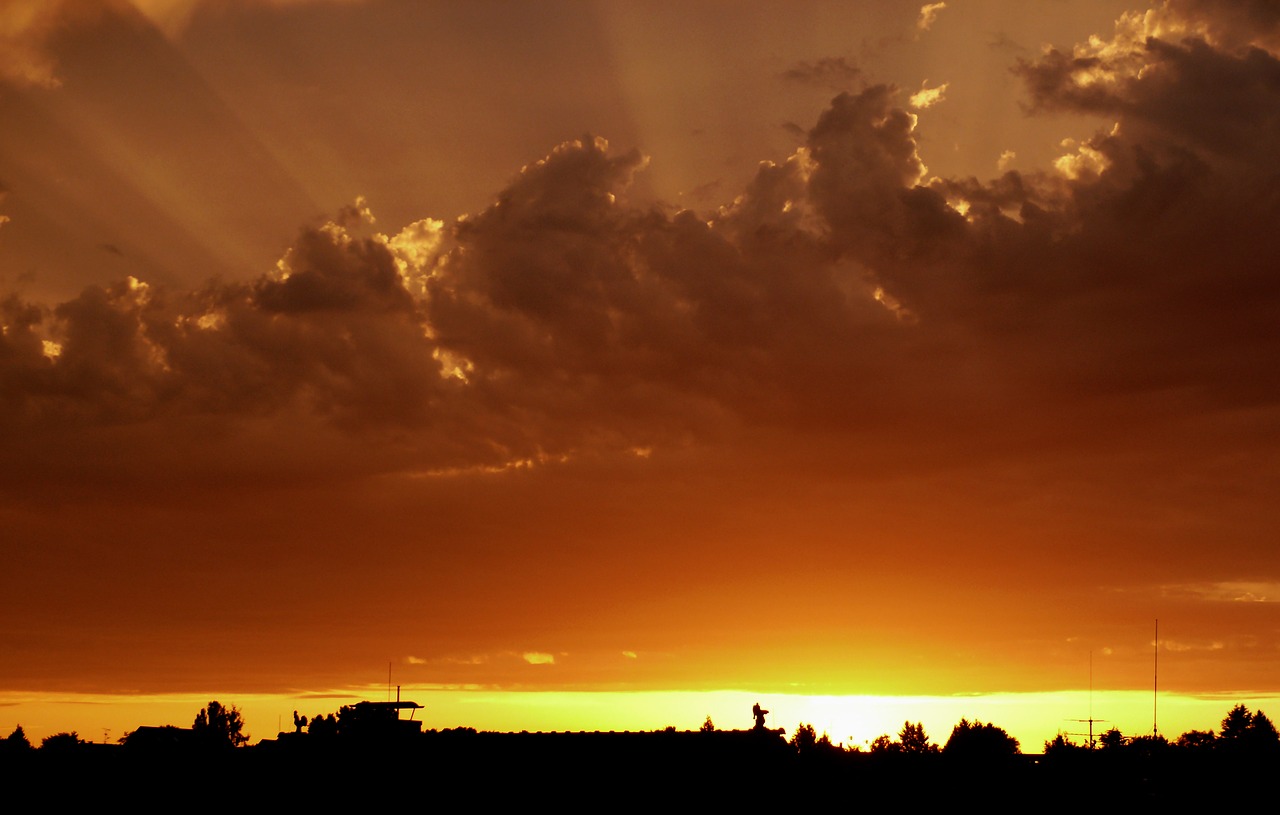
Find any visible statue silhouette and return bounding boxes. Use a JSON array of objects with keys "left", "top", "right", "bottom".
[{"left": 752, "top": 702, "right": 769, "bottom": 731}]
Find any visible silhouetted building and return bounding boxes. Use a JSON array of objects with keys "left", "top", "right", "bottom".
[
  {"left": 341, "top": 700, "right": 423, "bottom": 740},
  {"left": 122, "top": 725, "right": 203, "bottom": 752}
]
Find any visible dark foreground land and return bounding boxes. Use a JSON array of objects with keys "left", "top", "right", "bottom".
[{"left": 4, "top": 729, "right": 1274, "bottom": 810}]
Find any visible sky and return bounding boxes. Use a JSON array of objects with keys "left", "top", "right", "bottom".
[{"left": 3, "top": 0, "right": 1280, "bottom": 746}]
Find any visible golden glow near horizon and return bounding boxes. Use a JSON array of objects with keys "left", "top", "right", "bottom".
[{"left": 7, "top": 689, "right": 1278, "bottom": 752}]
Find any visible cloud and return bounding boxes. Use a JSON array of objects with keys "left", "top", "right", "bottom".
[
  {"left": 0, "top": 0, "right": 66, "bottom": 88},
  {"left": 1163, "top": 639, "right": 1227, "bottom": 652},
  {"left": 909, "top": 81, "right": 948, "bottom": 109},
  {"left": 917, "top": 2, "right": 947, "bottom": 32},
  {"left": 4, "top": 7, "right": 1280, "bottom": 497},
  {"left": 0, "top": 1, "right": 371, "bottom": 89},
  {"left": 522, "top": 652, "right": 555, "bottom": 666},
  {"left": 1162, "top": 582, "right": 1280, "bottom": 603},
  {"left": 128, "top": 0, "right": 365, "bottom": 39},
  {"left": 1016, "top": 32, "right": 1280, "bottom": 165},
  {"left": 781, "top": 57, "right": 862, "bottom": 90}
]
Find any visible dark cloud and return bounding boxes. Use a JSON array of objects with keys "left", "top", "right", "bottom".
[
  {"left": 4, "top": 4, "right": 1280, "bottom": 493},
  {"left": 0, "top": 0, "right": 65, "bottom": 89},
  {"left": 781, "top": 57, "right": 862, "bottom": 90},
  {"left": 987, "top": 31, "right": 1027, "bottom": 55},
  {"left": 1016, "top": 37, "right": 1280, "bottom": 164},
  {"left": 1165, "top": 0, "right": 1280, "bottom": 50}
]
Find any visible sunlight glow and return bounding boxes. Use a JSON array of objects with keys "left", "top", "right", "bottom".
[{"left": 9, "top": 689, "right": 1278, "bottom": 751}]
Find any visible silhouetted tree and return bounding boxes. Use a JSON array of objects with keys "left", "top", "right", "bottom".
[
  {"left": 1043, "top": 734, "right": 1087, "bottom": 756},
  {"left": 39, "top": 731, "right": 86, "bottom": 752},
  {"left": 898, "top": 721, "right": 938, "bottom": 755},
  {"left": 1126, "top": 733, "right": 1169, "bottom": 758},
  {"left": 309, "top": 713, "right": 338, "bottom": 738},
  {"left": 1220, "top": 704, "right": 1252, "bottom": 742},
  {"left": 869, "top": 733, "right": 898, "bottom": 754},
  {"left": 192, "top": 701, "right": 247, "bottom": 748},
  {"left": 790, "top": 722, "right": 837, "bottom": 757},
  {"left": 700, "top": 716, "right": 715, "bottom": 733},
  {"left": 2, "top": 725, "right": 33, "bottom": 757},
  {"left": 1098, "top": 727, "right": 1126, "bottom": 750},
  {"left": 1174, "top": 729, "right": 1216, "bottom": 751},
  {"left": 1245, "top": 709, "right": 1279, "bottom": 751},
  {"left": 870, "top": 723, "right": 936, "bottom": 756},
  {"left": 943, "top": 718, "right": 1020, "bottom": 760},
  {"left": 791, "top": 723, "right": 817, "bottom": 754},
  {"left": 4, "top": 725, "right": 32, "bottom": 749}
]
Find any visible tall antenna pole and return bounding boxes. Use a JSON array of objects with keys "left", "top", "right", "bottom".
[{"left": 1154, "top": 619, "right": 1159, "bottom": 736}]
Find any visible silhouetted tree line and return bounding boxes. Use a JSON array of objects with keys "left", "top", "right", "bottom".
[{"left": 5, "top": 702, "right": 1279, "bottom": 806}]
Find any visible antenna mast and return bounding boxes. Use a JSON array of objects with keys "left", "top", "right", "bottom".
[
  {"left": 1153, "top": 619, "right": 1159, "bottom": 736},
  {"left": 1065, "top": 651, "right": 1107, "bottom": 747}
]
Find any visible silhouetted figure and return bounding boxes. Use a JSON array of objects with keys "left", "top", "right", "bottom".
[{"left": 752, "top": 702, "right": 769, "bottom": 731}]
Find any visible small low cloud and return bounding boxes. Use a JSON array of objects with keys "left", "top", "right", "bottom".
[
  {"left": 622, "top": 650, "right": 637, "bottom": 660},
  {"left": 1162, "top": 582, "right": 1280, "bottom": 603},
  {"left": 1163, "top": 639, "right": 1227, "bottom": 653},
  {"left": 909, "top": 81, "right": 948, "bottom": 109},
  {"left": 522, "top": 652, "right": 556, "bottom": 665},
  {"left": 918, "top": 2, "right": 947, "bottom": 32},
  {"left": 781, "top": 57, "right": 861, "bottom": 90}
]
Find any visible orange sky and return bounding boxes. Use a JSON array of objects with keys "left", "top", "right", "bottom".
[{"left": 3, "top": 0, "right": 1280, "bottom": 744}]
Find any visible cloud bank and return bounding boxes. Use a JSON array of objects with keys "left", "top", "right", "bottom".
[{"left": 2, "top": 0, "right": 1278, "bottom": 491}]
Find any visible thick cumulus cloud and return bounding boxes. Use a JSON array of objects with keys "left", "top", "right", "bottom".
[
  {"left": 4, "top": 0, "right": 1280, "bottom": 484},
  {"left": 0, "top": 0, "right": 65, "bottom": 88},
  {"left": 1017, "top": 9, "right": 1280, "bottom": 165}
]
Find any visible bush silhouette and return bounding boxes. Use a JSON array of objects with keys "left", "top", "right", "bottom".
[
  {"left": 943, "top": 718, "right": 1020, "bottom": 760},
  {"left": 193, "top": 701, "right": 247, "bottom": 748}
]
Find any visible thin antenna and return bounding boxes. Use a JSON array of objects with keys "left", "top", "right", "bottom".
[
  {"left": 1065, "top": 650, "right": 1108, "bottom": 747},
  {"left": 1064, "top": 717, "right": 1108, "bottom": 747},
  {"left": 1154, "top": 618, "right": 1159, "bottom": 736}
]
